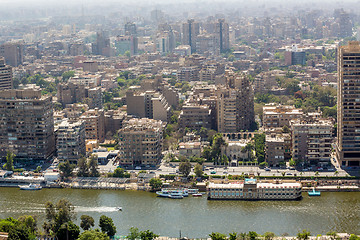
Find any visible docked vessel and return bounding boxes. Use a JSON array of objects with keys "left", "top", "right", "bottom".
[
  {"left": 156, "top": 189, "right": 187, "bottom": 199},
  {"left": 19, "top": 183, "right": 42, "bottom": 190},
  {"left": 207, "top": 178, "right": 302, "bottom": 200},
  {"left": 308, "top": 188, "right": 321, "bottom": 196}
]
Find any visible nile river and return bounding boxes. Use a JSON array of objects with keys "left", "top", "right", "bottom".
[{"left": 0, "top": 188, "right": 359, "bottom": 237}]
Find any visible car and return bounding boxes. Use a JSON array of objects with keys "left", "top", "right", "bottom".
[
  {"left": 289, "top": 167, "right": 295, "bottom": 170},
  {"left": 157, "top": 169, "right": 162, "bottom": 171},
  {"left": 149, "top": 171, "right": 155, "bottom": 174},
  {"left": 286, "top": 172, "right": 292, "bottom": 176},
  {"left": 317, "top": 167, "right": 324, "bottom": 171},
  {"left": 176, "top": 170, "right": 179, "bottom": 173},
  {"left": 135, "top": 166, "right": 141, "bottom": 170},
  {"left": 265, "top": 168, "right": 271, "bottom": 171},
  {"left": 210, "top": 171, "right": 216, "bottom": 174},
  {"left": 209, "top": 167, "right": 214, "bottom": 170},
  {"left": 223, "top": 171, "right": 228, "bottom": 174},
  {"left": 146, "top": 165, "right": 150, "bottom": 168},
  {"left": 328, "top": 168, "right": 335, "bottom": 171}
]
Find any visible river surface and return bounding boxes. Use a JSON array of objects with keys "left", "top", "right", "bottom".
[{"left": 0, "top": 188, "right": 359, "bottom": 238}]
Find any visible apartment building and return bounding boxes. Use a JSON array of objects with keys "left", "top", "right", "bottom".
[
  {"left": 0, "top": 89, "right": 55, "bottom": 160},
  {"left": 179, "top": 104, "right": 212, "bottom": 130},
  {"left": 336, "top": 41, "right": 360, "bottom": 167},
  {"left": 80, "top": 108, "right": 105, "bottom": 143},
  {"left": 291, "top": 118, "right": 333, "bottom": 167},
  {"left": 56, "top": 119, "right": 86, "bottom": 164},
  {"left": 126, "top": 89, "right": 170, "bottom": 122},
  {"left": 265, "top": 133, "right": 291, "bottom": 167},
  {"left": 118, "top": 118, "right": 163, "bottom": 167},
  {"left": 0, "top": 57, "right": 12, "bottom": 90},
  {"left": 263, "top": 104, "right": 303, "bottom": 129}
]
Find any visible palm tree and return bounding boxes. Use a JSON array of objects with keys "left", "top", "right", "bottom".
[{"left": 242, "top": 143, "right": 255, "bottom": 162}]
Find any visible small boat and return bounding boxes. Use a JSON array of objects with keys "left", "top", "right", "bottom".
[
  {"left": 308, "top": 187, "right": 321, "bottom": 196},
  {"left": 169, "top": 193, "right": 184, "bottom": 199},
  {"left": 192, "top": 193, "right": 203, "bottom": 197},
  {"left": 19, "top": 183, "right": 42, "bottom": 190},
  {"left": 187, "top": 189, "right": 199, "bottom": 194},
  {"left": 115, "top": 207, "right": 122, "bottom": 211}
]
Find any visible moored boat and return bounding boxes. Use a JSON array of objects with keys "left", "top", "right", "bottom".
[
  {"left": 308, "top": 188, "right": 321, "bottom": 196},
  {"left": 156, "top": 188, "right": 187, "bottom": 199},
  {"left": 192, "top": 193, "right": 203, "bottom": 197},
  {"left": 19, "top": 183, "right": 42, "bottom": 190}
]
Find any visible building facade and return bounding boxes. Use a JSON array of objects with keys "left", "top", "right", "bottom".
[
  {"left": 0, "top": 57, "right": 12, "bottom": 90},
  {"left": 56, "top": 119, "right": 86, "bottom": 164},
  {"left": 337, "top": 41, "right": 360, "bottom": 167},
  {"left": 0, "top": 89, "right": 55, "bottom": 160},
  {"left": 118, "top": 118, "right": 163, "bottom": 167}
]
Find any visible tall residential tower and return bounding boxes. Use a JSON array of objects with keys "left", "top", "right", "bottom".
[{"left": 337, "top": 41, "right": 360, "bottom": 167}]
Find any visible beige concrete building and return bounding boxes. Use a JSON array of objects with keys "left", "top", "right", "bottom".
[
  {"left": 179, "top": 141, "right": 202, "bottom": 158},
  {"left": 0, "top": 57, "right": 12, "bottom": 90},
  {"left": 0, "top": 42, "right": 23, "bottom": 67},
  {"left": 80, "top": 108, "right": 105, "bottom": 143},
  {"left": 263, "top": 104, "right": 303, "bottom": 129},
  {"left": 126, "top": 88, "right": 170, "bottom": 122},
  {"left": 55, "top": 119, "right": 86, "bottom": 164},
  {"left": 265, "top": 134, "right": 286, "bottom": 167},
  {"left": 291, "top": 118, "right": 333, "bottom": 167},
  {"left": 118, "top": 118, "right": 164, "bottom": 167},
  {"left": 179, "top": 104, "right": 212, "bottom": 130},
  {"left": 337, "top": 41, "right": 360, "bottom": 167},
  {"left": 0, "top": 89, "right": 55, "bottom": 160}
]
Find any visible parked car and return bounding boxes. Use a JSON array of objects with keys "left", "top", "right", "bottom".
[
  {"left": 286, "top": 172, "right": 293, "bottom": 176},
  {"left": 210, "top": 171, "right": 216, "bottom": 174},
  {"left": 265, "top": 168, "right": 271, "bottom": 171},
  {"left": 135, "top": 166, "right": 141, "bottom": 170},
  {"left": 223, "top": 171, "right": 228, "bottom": 174}
]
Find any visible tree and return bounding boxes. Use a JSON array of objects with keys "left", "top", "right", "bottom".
[
  {"left": 127, "top": 227, "right": 140, "bottom": 240},
  {"left": 99, "top": 215, "right": 116, "bottom": 237},
  {"left": 56, "top": 221, "right": 80, "bottom": 240},
  {"left": 34, "top": 166, "right": 42, "bottom": 173},
  {"left": 78, "top": 229, "right": 110, "bottom": 240},
  {"left": 139, "top": 230, "right": 159, "bottom": 240},
  {"left": 297, "top": 230, "right": 311, "bottom": 240},
  {"left": 242, "top": 143, "right": 255, "bottom": 161},
  {"left": 349, "top": 234, "right": 360, "bottom": 240},
  {"left": 80, "top": 215, "right": 95, "bottom": 231},
  {"left": 220, "top": 154, "right": 229, "bottom": 167},
  {"left": 89, "top": 155, "right": 100, "bottom": 177},
  {"left": 179, "top": 160, "right": 192, "bottom": 178},
  {"left": 264, "top": 232, "right": 276, "bottom": 240},
  {"left": 149, "top": 178, "right": 163, "bottom": 191},
  {"left": 110, "top": 167, "right": 130, "bottom": 178},
  {"left": 62, "top": 71, "right": 75, "bottom": 81},
  {"left": 58, "top": 160, "right": 75, "bottom": 180},
  {"left": 248, "top": 231, "right": 258, "bottom": 240},
  {"left": 5, "top": 151, "right": 15, "bottom": 171},
  {"left": 229, "top": 232, "right": 238, "bottom": 240},
  {"left": 209, "top": 232, "right": 227, "bottom": 240},
  {"left": 18, "top": 215, "right": 37, "bottom": 233},
  {"left": 43, "top": 199, "right": 75, "bottom": 236},
  {"left": 194, "top": 163, "right": 203, "bottom": 178},
  {"left": 326, "top": 231, "right": 339, "bottom": 240},
  {"left": 77, "top": 157, "right": 89, "bottom": 177}
]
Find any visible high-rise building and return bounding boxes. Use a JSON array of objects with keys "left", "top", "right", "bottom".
[
  {"left": 56, "top": 119, "right": 86, "bottom": 164},
  {"left": 0, "top": 57, "right": 12, "bottom": 90},
  {"left": 118, "top": 118, "right": 163, "bottom": 167},
  {"left": 91, "top": 31, "right": 111, "bottom": 56},
  {"left": 215, "top": 19, "right": 230, "bottom": 53},
  {"left": 182, "top": 19, "right": 200, "bottom": 53},
  {"left": 217, "top": 72, "right": 255, "bottom": 132},
  {"left": 80, "top": 108, "right": 105, "bottom": 143},
  {"left": 0, "top": 89, "right": 55, "bottom": 160},
  {"left": 125, "top": 22, "right": 137, "bottom": 36},
  {"left": 0, "top": 42, "right": 24, "bottom": 67},
  {"left": 291, "top": 118, "right": 333, "bottom": 167},
  {"left": 336, "top": 41, "right": 360, "bottom": 167}
]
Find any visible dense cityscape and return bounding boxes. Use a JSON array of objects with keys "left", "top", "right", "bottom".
[{"left": 0, "top": 0, "right": 359, "bottom": 239}]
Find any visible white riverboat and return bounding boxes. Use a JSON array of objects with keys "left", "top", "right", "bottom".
[
  {"left": 207, "top": 178, "right": 302, "bottom": 200},
  {"left": 156, "top": 189, "right": 187, "bottom": 198},
  {"left": 19, "top": 183, "right": 42, "bottom": 190}
]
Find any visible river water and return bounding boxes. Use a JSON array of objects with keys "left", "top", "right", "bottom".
[{"left": 0, "top": 188, "right": 359, "bottom": 238}]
